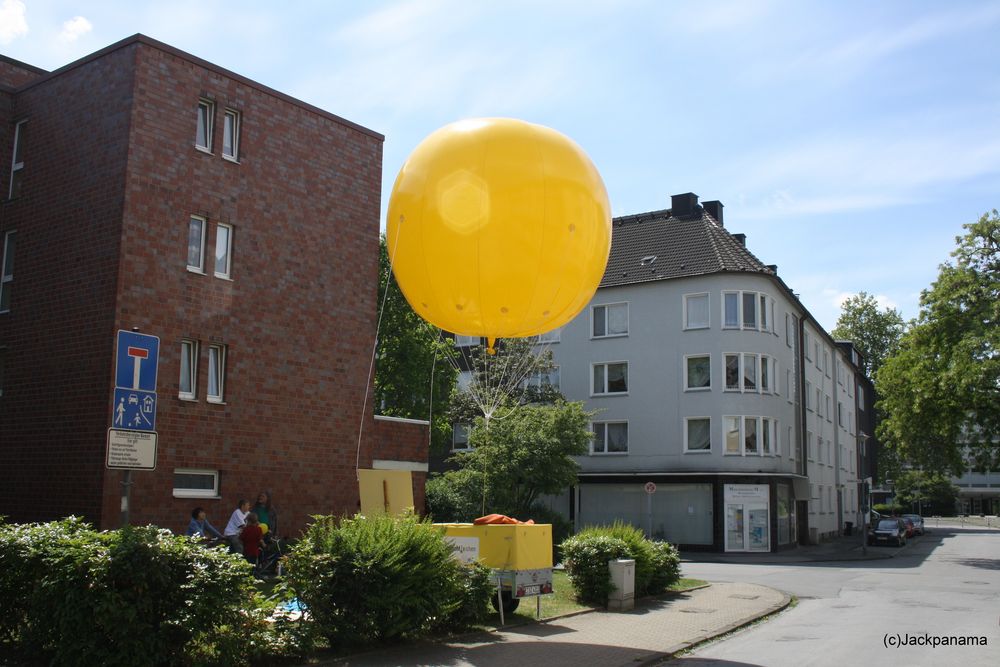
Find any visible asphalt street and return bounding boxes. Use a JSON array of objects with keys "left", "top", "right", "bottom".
[{"left": 668, "top": 525, "right": 999, "bottom": 666}]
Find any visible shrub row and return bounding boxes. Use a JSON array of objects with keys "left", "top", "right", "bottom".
[{"left": 560, "top": 522, "right": 681, "bottom": 605}]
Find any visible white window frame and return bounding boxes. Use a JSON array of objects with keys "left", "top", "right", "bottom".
[
  {"left": 724, "top": 415, "right": 742, "bottom": 455},
  {"left": 804, "top": 332, "right": 812, "bottom": 361},
  {"left": 785, "top": 312, "right": 792, "bottom": 346},
  {"left": 805, "top": 381, "right": 813, "bottom": 410},
  {"left": 179, "top": 339, "right": 198, "bottom": 400},
  {"left": 760, "top": 356, "right": 771, "bottom": 393},
  {"left": 683, "top": 292, "right": 710, "bottom": 330},
  {"left": 591, "top": 420, "right": 628, "bottom": 455},
  {"left": 786, "top": 369, "right": 792, "bottom": 403},
  {"left": 684, "top": 354, "right": 711, "bottom": 391},
  {"left": 196, "top": 99, "right": 214, "bottom": 152},
  {"left": 451, "top": 423, "right": 471, "bottom": 451},
  {"left": 591, "top": 361, "right": 628, "bottom": 396},
  {"left": 759, "top": 293, "right": 768, "bottom": 332},
  {"left": 537, "top": 327, "right": 562, "bottom": 343},
  {"left": 826, "top": 395, "right": 832, "bottom": 422},
  {"left": 207, "top": 344, "right": 226, "bottom": 403},
  {"left": 742, "top": 291, "right": 758, "bottom": 329},
  {"left": 723, "top": 415, "right": 766, "bottom": 456},
  {"left": 723, "top": 291, "right": 740, "bottom": 328},
  {"left": 222, "top": 108, "right": 240, "bottom": 161},
  {"left": 524, "top": 365, "right": 560, "bottom": 391},
  {"left": 214, "top": 222, "right": 233, "bottom": 279},
  {"left": 187, "top": 215, "right": 206, "bottom": 273},
  {"left": 173, "top": 468, "right": 220, "bottom": 499},
  {"left": 591, "top": 302, "right": 628, "bottom": 338},
  {"left": 684, "top": 416, "right": 712, "bottom": 453},
  {"left": 762, "top": 417, "right": 773, "bottom": 455},
  {"left": 8, "top": 119, "right": 26, "bottom": 198},
  {"left": 807, "top": 430, "right": 814, "bottom": 460},
  {"left": 454, "top": 335, "right": 480, "bottom": 347},
  {"left": 0, "top": 230, "right": 15, "bottom": 312}
]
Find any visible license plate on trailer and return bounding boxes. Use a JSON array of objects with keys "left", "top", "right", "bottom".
[{"left": 521, "top": 584, "right": 541, "bottom": 596}]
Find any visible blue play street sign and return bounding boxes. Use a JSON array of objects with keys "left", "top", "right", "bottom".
[
  {"left": 115, "top": 331, "right": 159, "bottom": 392},
  {"left": 112, "top": 387, "right": 157, "bottom": 431}
]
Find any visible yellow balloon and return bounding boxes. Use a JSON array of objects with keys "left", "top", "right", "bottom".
[
  {"left": 260, "top": 523, "right": 269, "bottom": 535},
  {"left": 387, "top": 118, "right": 611, "bottom": 351}
]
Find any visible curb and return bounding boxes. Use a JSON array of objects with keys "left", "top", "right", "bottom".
[{"left": 635, "top": 588, "right": 794, "bottom": 666}]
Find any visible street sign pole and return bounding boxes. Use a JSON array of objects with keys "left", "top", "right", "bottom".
[
  {"left": 644, "top": 481, "right": 656, "bottom": 538},
  {"left": 121, "top": 469, "right": 132, "bottom": 527}
]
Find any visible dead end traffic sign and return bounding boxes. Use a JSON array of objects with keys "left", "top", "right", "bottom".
[{"left": 106, "top": 429, "right": 157, "bottom": 470}]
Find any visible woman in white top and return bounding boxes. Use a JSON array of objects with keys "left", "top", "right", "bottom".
[{"left": 223, "top": 498, "right": 250, "bottom": 553}]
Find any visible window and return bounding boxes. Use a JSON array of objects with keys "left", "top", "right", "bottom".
[
  {"left": 537, "top": 327, "right": 561, "bottom": 343},
  {"left": 173, "top": 468, "right": 219, "bottom": 498},
  {"left": 815, "top": 342, "right": 821, "bottom": 368},
  {"left": 744, "top": 416, "right": 759, "bottom": 454},
  {"left": 762, "top": 418, "right": 772, "bottom": 454},
  {"left": 222, "top": 109, "right": 240, "bottom": 160},
  {"left": 824, "top": 350, "right": 831, "bottom": 376},
  {"left": 187, "top": 216, "right": 206, "bottom": 272},
  {"left": 786, "top": 369, "right": 792, "bottom": 402},
  {"left": 592, "top": 303, "right": 628, "bottom": 337},
  {"left": 826, "top": 395, "right": 832, "bottom": 421},
  {"left": 592, "top": 421, "right": 628, "bottom": 454},
  {"left": 454, "top": 335, "right": 479, "bottom": 347},
  {"left": 759, "top": 294, "right": 768, "bottom": 331},
  {"left": 214, "top": 223, "right": 233, "bottom": 279},
  {"left": 196, "top": 99, "right": 214, "bottom": 151},
  {"left": 816, "top": 389, "right": 822, "bottom": 416},
  {"left": 785, "top": 312, "right": 792, "bottom": 346},
  {"left": 761, "top": 356, "right": 771, "bottom": 393},
  {"left": 725, "top": 354, "right": 740, "bottom": 390},
  {"left": 0, "top": 230, "right": 15, "bottom": 311},
  {"left": 592, "top": 362, "right": 628, "bottom": 395},
  {"left": 179, "top": 340, "right": 198, "bottom": 399},
  {"left": 805, "top": 381, "right": 813, "bottom": 410},
  {"left": 684, "top": 293, "right": 710, "bottom": 329},
  {"left": 742, "top": 292, "right": 757, "bottom": 329},
  {"left": 858, "top": 385, "right": 865, "bottom": 408},
  {"left": 742, "top": 353, "right": 757, "bottom": 391},
  {"left": 524, "top": 366, "right": 560, "bottom": 390},
  {"left": 807, "top": 431, "right": 814, "bottom": 460},
  {"left": 452, "top": 423, "right": 471, "bottom": 451},
  {"left": 457, "top": 370, "right": 473, "bottom": 392},
  {"left": 788, "top": 426, "right": 794, "bottom": 460},
  {"left": 724, "top": 416, "right": 770, "bottom": 456},
  {"left": 8, "top": 119, "right": 25, "bottom": 198},
  {"left": 207, "top": 345, "right": 226, "bottom": 402},
  {"left": 838, "top": 402, "right": 845, "bottom": 427},
  {"left": 723, "top": 292, "right": 739, "bottom": 328},
  {"left": 724, "top": 416, "right": 741, "bottom": 454},
  {"left": 685, "top": 417, "right": 711, "bottom": 452},
  {"left": 804, "top": 332, "right": 812, "bottom": 361},
  {"left": 685, "top": 354, "right": 711, "bottom": 390}
]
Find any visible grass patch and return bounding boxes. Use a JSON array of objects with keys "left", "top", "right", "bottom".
[{"left": 671, "top": 577, "right": 708, "bottom": 591}]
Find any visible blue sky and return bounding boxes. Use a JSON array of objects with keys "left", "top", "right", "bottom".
[{"left": 3, "top": 0, "right": 998, "bottom": 331}]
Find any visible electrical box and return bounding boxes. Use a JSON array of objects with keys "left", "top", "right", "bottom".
[{"left": 608, "top": 558, "right": 635, "bottom": 611}]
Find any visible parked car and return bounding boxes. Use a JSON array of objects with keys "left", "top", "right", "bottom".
[
  {"left": 902, "top": 514, "right": 925, "bottom": 535},
  {"left": 868, "top": 518, "right": 908, "bottom": 547},
  {"left": 900, "top": 517, "right": 916, "bottom": 537}
]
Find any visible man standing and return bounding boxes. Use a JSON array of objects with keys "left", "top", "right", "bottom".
[{"left": 223, "top": 498, "right": 250, "bottom": 554}]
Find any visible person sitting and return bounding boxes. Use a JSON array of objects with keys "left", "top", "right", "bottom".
[
  {"left": 186, "top": 507, "right": 223, "bottom": 541},
  {"left": 223, "top": 499, "right": 250, "bottom": 554},
  {"left": 251, "top": 491, "right": 278, "bottom": 541},
  {"left": 241, "top": 512, "right": 265, "bottom": 566}
]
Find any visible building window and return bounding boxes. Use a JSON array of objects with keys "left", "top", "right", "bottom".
[
  {"left": 173, "top": 468, "right": 219, "bottom": 498},
  {"left": 723, "top": 416, "right": 768, "bottom": 456},
  {"left": 196, "top": 99, "right": 214, "bottom": 151},
  {"left": 214, "top": 223, "right": 233, "bottom": 279},
  {"left": 742, "top": 353, "right": 757, "bottom": 391},
  {"left": 805, "top": 381, "right": 813, "bottom": 410},
  {"left": 744, "top": 417, "right": 759, "bottom": 454},
  {"left": 524, "top": 366, "right": 560, "bottom": 391},
  {"left": 787, "top": 426, "right": 794, "bottom": 460},
  {"left": 685, "top": 417, "right": 711, "bottom": 452},
  {"left": 815, "top": 342, "right": 821, "bottom": 368},
  {"left": 593, "top": 362, "right": 628, "bottom": 395},
  {"left": 592, "top": 421, "right": 628, "bottom": 454},
  {"left": 179, "top": 340, "right": 198, "bottom": 399},
  {"left": 838, "top": 401, "right": 845, "bottom": 427},
  {"left": 786, "top": 369, "right": 792, "bottom": 402},
  {"left": 684, "top": 293, "right": 710, "bottom": 329},
  {"left": 723, "top": 292, "right": 739, "bottom": 328},
  {"left": 187, "top": 216, "right": 206, "bottom": 272},
  {"left": 742, "top": 292, "right": 757, "bottom": 329},
  {"left": 807, "top": 431, "right": 814, "bottom": 460},
  {"left": 804, "top": 332, "right": 812, "bottom": 361},
  {"left": 760, "top": 356, "right": 771, "bottom": 393},
  {"left": 207, "top": 344, "right": 226, "bottom": 402},
  {"left": 685, "top": 354, "right": 711, "bottom": 391},
  {"left": 816, "top": 389, "right": 822, "bottom": 416},
  {"left": 222, "top": 109, "right": 240, "bottom": 160},
  {"left": 592, "top": 303, "right": 628, "bottom": 338},
  {"left": 8, "top": 119, "right": 26, "bottom": 198},
  {"left": 537, "top": 327, "right": 562, "bottom": 343},
  {"left": 0, "top": 230, "right": 15, "bottom": 311},
  {"left": 724, "top": 416, "right": 741, "bottom": 454},
  {"left": 858, "top": 385, "right": 865, "bottom": 409},
  {"left": 454, "top": 335, "right": 479, "bottom": 347},
  {"left": 824, "top": 350, "right": 831, "bottom": 376},
  {"left": 759, "top": 294, "right": 768, "bottom": 331},
  {"left": 725, "top": 354, "right": 740, "bottom": 390},
  {"left": 452, "top": 423, "right": 471, "bottom": 451},
  {"left": 785, "top": 312, "right": 793, "bottom": 346},
  {"left": 826, "top": 395, "right": 832, "bottom": 422},
  {"left": 457, "top": 370, "right": 473, "bottom": 392}
]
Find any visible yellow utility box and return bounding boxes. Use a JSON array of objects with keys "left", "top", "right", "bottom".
[{"left": 435, "top": 523, "right": 552, "bottom": 570}]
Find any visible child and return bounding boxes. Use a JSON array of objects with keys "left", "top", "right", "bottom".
[{"left": 240, "top": 512, "right": 265, "bottom": 566}]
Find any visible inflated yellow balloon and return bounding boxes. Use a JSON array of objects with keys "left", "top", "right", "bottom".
[
  {"left": 260, "top": 523, "right": 269, "bottom": 535},
  {"left": 387, "top": 118, "right": 611, "bottom": 351}
]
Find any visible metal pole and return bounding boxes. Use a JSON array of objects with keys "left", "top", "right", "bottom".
[
  {"left": 121, "top": 469, "right": 132, "bottom": 527},
  {"left": 646, "top": 492, "right": 652, "bottom": 538}
]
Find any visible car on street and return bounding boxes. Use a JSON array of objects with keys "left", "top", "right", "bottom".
[
  {"left": 868, "top": 518, "right": 908, "bottom": 547},
  {"left": 902, "top": 514, "right": 925, "bottom": 535}
]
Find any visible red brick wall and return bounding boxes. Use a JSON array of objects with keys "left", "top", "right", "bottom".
[
  {"left": 0, "top": 56, "right": 46, "bottom": 88},
  {"left": 371, "top": 415, "right": 431, "bottom": 513},
  {"left": 0, "top": 46, "right": 135, "bottom": 524}
]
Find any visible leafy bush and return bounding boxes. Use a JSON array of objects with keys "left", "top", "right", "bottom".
[
  {"left": 0, "top": 518, "right": 265, "bottom": 666},
  {"left": 559, "top": 534, "right": 631, "bottom": 605},
  {"left": 873, "top": 503, "right": 906, "bottom": 516},
  {"left": 425, "top": 469, "right": 483, "bottom": 522},
  {"left": 647, "top": 540, "right": 681, "bottom": 594},
  {"left": 436, "top": 560, "right": 495, "bottom": 630},
  {"left": 284, "top": 513, "right": 486, "bottom": 648},
  {"left": 572, "top": 522, "right": 655, "bottom": 594}
]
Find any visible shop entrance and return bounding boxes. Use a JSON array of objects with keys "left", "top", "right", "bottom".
[{"left": 724, "top": 484, "right": 770, "bottom": 552}]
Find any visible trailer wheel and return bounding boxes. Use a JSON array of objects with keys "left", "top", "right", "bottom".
[{"left": 491, "top": 591, "right": 520, "bottom": 614}]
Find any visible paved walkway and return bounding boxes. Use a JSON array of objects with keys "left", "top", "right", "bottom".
[{"left": 321, "top": 582, "right": 789, "bottom": 667}]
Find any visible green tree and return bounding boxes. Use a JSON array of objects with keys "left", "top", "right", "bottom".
[
  {"left": 877, "top": 212, "right": 1000, "bottom": 476},
  {"left": 892, "top": 470, "right": 958, "bottom": 516},
  {"left": 375, "top": 236, "right": 457, "bottom": 452},
  {"left": 831, "top": 291, "right": 905, "bottom": 378},
  {"left": 430, "top": 400, "right": 592, "bottom": 519}
]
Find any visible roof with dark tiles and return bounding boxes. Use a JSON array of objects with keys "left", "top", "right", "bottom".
[{"left": 600, "top": 206, "right": 774, "bottom": 289}]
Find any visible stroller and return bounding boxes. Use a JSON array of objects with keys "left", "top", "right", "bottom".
[{"left": 253, "top": 537, "right": 285, "bottom": 578}]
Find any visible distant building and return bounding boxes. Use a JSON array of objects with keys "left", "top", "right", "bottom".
[{"left": 0, "top": 36, "right": 427, "bottom": 535}]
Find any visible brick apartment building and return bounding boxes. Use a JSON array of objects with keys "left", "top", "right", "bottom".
[{"left": 0, "top": 35, "right": 428, "bottom": 535}]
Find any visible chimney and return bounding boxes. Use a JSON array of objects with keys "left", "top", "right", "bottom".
[
  {"left": 733, "top": 233, "right": 746, "bottom": 246},
  {"left": 703, "top": 200, "right": 724, "bottom": 226},
  {"left": 766, "top": 264, "right": 778, "bottom": 274},
  {"left": 671, "top": 192, "right": 699, "bottom": 218}
]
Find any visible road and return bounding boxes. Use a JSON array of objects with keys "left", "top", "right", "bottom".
[{"left": 668, "top": 524, "right": 999, "bottom": 666}]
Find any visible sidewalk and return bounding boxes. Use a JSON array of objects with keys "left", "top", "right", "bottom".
[
  {"left": 682, "top": 533, "right": 899, "bottom": 565},
  {"left": 319, "top": 582, "right": 789, "bottom": 667}
]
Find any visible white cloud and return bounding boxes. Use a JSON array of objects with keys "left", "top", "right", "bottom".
[
  {"left": 57, "top": 16, "right": 92, "bottom": 43},
  {"left": 0, "top": 0, "right": 28, "bottom": 44}
]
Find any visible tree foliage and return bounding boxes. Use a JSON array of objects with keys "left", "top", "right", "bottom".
[
  {"left": 891, "top": 470, "right": 959, "bottom": 516},
  {"left": 876, "top": 212, "right": 1000, "bottom": 476},
  {"left": 831, "top": 291, "right": 905, "bottom": 379},
  {"left": 375, "top": 236, "right": 457, "bottom": 452}
]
